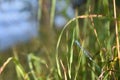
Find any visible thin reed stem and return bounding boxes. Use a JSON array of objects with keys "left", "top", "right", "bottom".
[
  {"left": 113, "top": 0, "right": 120, "bottom": 60},
  {"left": 50, "top": 0, "right": 56, "bottom": 28}
]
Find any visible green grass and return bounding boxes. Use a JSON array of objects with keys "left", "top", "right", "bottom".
[{"left": 0, "top": 0, "right": 120, "bottom": 80}]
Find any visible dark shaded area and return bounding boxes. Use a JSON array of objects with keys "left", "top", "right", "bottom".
[{"left": 71, "top": 0, "right": 87, "bottom": 8}]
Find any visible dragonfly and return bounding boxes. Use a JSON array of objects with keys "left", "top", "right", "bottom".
[{"left": 75, "top": 40, "right": 93, "bottom": 61}]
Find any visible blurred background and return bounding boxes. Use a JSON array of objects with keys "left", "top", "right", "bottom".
[{"left": 0, "top": 0, "right": 120, "bottom": 80}]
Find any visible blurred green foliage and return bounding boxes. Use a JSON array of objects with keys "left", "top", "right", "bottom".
[{"left": 0, "top": 0, "right": 120, "bottom": 80}]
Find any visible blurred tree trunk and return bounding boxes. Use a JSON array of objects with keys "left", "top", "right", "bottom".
[
  {"left": 40, "top": 0, "right": 55, "bottom": 50},
  {"left": 41, "top": 0, "right": 50, "bottom": 26}
]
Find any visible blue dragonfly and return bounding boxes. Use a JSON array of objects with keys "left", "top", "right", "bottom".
[{"left": 0, "top": 0, "right": 38, "bottom": 51}]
